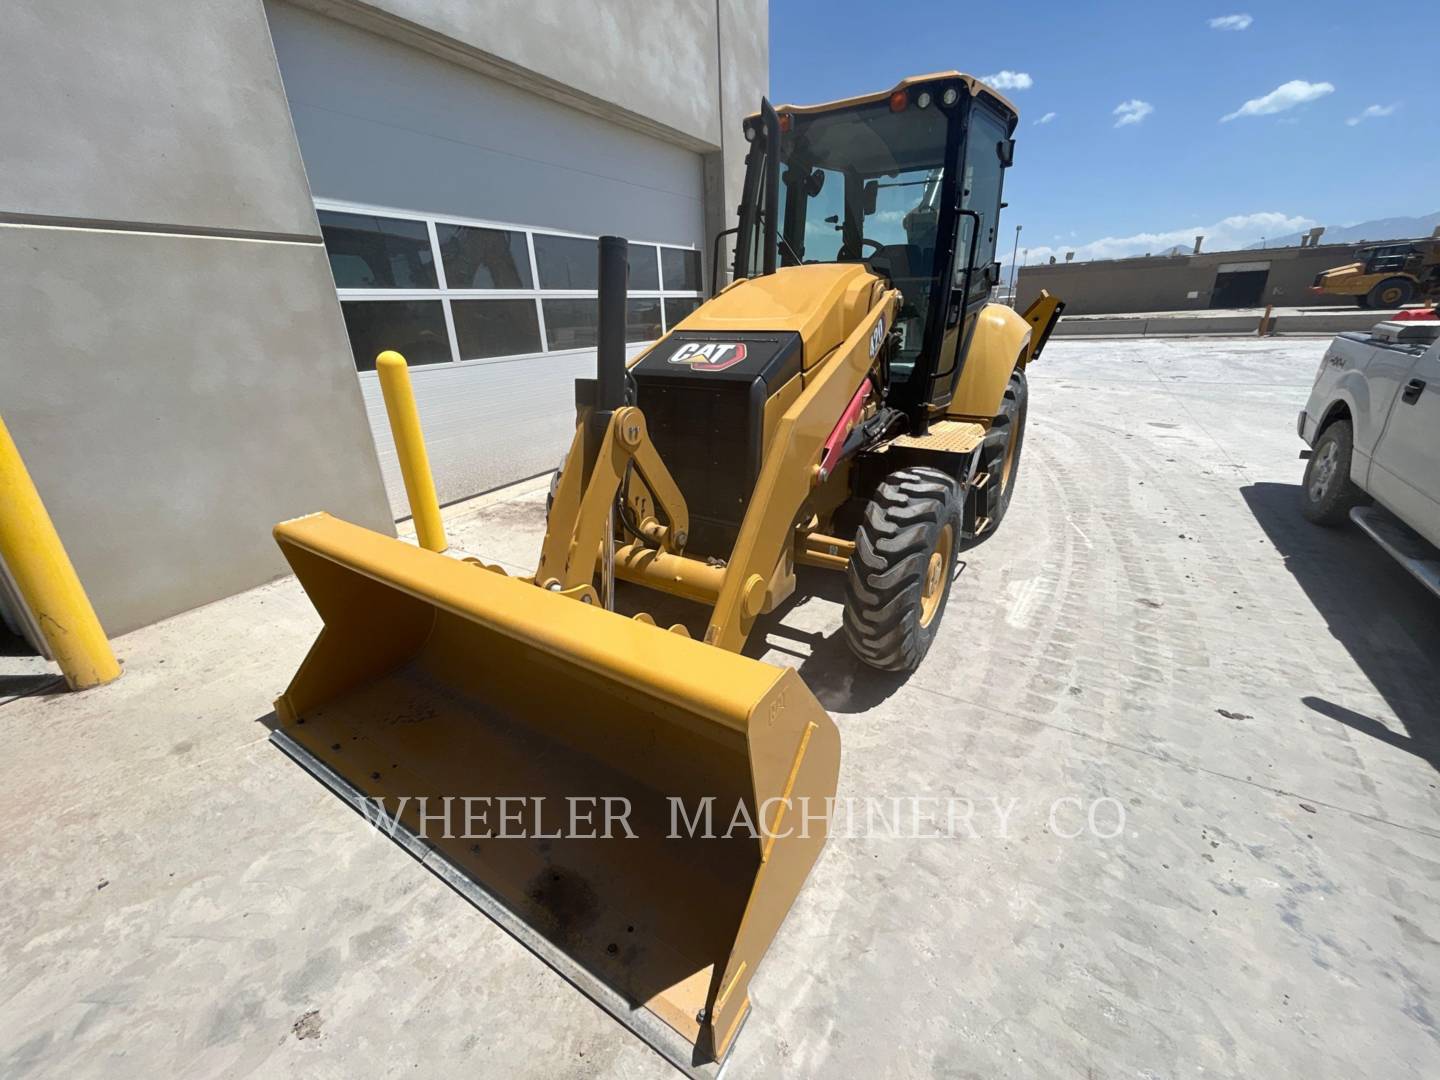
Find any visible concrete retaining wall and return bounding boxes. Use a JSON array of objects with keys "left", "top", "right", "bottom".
[
  {"left": 0, "top": 0, "right": 393, "bottom": 635},
  {"left": 1051, "top": 307, "right": 1407, "bottom": 339}
]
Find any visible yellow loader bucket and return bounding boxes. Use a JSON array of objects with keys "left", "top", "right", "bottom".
[{"left": 270, "top": 513, "right": 839, "bottom": 1071}]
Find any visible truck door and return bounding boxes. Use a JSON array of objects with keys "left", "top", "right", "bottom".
[{"left": 1369, "top": 342, "right": 1440, "bottom": 548}]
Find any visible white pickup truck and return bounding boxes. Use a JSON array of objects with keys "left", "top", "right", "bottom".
[{"left": 1298, "top": 318, "right": 1440, "bottom": 594}]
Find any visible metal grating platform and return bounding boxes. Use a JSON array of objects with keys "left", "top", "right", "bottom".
[{"left": 890, "top": 420, "right": 987, "bottom": 453}]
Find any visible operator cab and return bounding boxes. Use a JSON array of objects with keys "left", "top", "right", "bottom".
[{"left": 731, "top": 73, "right": 1018, "bottom": 429}]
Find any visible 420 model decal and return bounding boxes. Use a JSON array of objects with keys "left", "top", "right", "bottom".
[{"left": 667, "top": 341, "right": 749, "bottom": 372}]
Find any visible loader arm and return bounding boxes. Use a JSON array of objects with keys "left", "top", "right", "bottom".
[{"left": 537, "top": 406, "right": 690, "bottom": 593}]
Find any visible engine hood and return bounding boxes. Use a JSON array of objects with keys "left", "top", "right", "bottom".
[{"left": 665, "top": 264, "right": 889, "bottom": 369}]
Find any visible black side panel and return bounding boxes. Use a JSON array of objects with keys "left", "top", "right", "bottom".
[{"left": 632, "top": 332, "right": 802, "bottom": 558}]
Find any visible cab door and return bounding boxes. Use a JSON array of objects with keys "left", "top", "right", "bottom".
[
  {"left": 1369, "top": 342, "right": 1440, "bottom": 547},
  {"left": 929, "top": 104, "right": 1009, "bottom": 409}
]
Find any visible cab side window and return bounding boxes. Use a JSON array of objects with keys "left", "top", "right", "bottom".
[{"left": 957, "top": 107, "right": 1009, "bottom": 301}]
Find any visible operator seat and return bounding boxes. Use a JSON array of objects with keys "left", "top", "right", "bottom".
[{"left": 867, "top": 243, "right": 933, "bottom": 378}]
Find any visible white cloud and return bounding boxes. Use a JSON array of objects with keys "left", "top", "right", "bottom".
[
  {"left": 1021, "top": 211, "right": 1315, "bottom": 265},
  {"left": 1220, "top": 79, "right": 1334, "bottom": 121},
  {"left": 1113, "top": 99, "right": 1154, "bottom": 127},
  {"left": 1034, "top": 111, "right": 1057, "bottom": 125},
  {"left": 983, "top": 70, "right": 1033, "bottom": 91},
  {"left": 1346, "top": 102, "right": 1398, "bottom": 126},
  {"left": 1209, "top": 14, "right": 1253, "bottom": 30}
]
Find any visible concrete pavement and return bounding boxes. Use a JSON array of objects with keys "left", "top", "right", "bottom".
[{"left": 2, "top": 337, "right": 1437, "bottom": 1079}]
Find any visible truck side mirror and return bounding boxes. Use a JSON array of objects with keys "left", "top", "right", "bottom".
[
  {"left": 998, "top": 139, "right": 1015, "bottom": 167},
  {"left": 863, "top": 180, "right": 879, "bottom": 216}
]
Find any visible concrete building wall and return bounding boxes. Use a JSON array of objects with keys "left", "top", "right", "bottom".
[
  {"left": 1017, "top": 242, "right": 1368, "bottom": 316},
  {"left": 0, "top": 0, "right": 392, "bottom": 636},
  {"left": 284, "top": 0, "right": 767, "bottom": 274}
]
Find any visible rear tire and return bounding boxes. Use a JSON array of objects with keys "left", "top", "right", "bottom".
[
  {"left": 843, "top": 467, "right": 963, "bottom": 672},
  {"left": 980, "top": 369, "right": 1029, "bottom": 531},
  {"left": 1354, "top": 295, "right": 1371, "bottom": 309},
  {"left": 1301, "top": 419, "right": 1367, "bottom": 526},
  {"left": 1367, "top": 277, "right": 1415, "bottom": 309}
]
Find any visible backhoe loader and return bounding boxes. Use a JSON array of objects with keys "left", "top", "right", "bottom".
[{"left": 269, "top": 72, "right": 1062, "bottom": 1076}]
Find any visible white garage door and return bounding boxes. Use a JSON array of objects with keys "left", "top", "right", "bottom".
[{"left": 267, "top": 3, "right": 707, "bottom": 514}]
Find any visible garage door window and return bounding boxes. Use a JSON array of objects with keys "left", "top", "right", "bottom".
[
  {"left": 627, "top": 298, "right": 663, "bottom": 342},
  {"left": 542, "top": 299, "right": 600, "bottom": 350},
  {"left": 662, "top": 247, "right": 702, "bottom": 292},
  {"left": 451, "top": 299, "right": 542, "bottom": 359},
  {"left": 318, "top": 201, "right": 702, "bottom": 370},
  {"left": 534, "top": 235, "right": 599, "bottom": 290},
  {"left": 628, "top": 246, "right": 660, "bottom": 291},
  {"left": 339, "top": 300, "right": 450, "bottom": 370},
  {"left": 318, "top": 211, "right": 437, "bottom": 289},
  {"left": 437, "top": 224, "right": 532, "bottom": 289},
  {"left": 664, "top": 296, "right": 702, "bottom": 328}
]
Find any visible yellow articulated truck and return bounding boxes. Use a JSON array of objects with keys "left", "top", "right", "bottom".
[
  {"left": 1311, "top": 236, "right": 1440, "bottom": 309},
  {"left": 268, "top": 72, "right": 1061, "bottom": 1075}
]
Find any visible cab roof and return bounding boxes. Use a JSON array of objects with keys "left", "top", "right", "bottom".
[{"left": 748, "top": 71, "right": 1019, "bottom": 126}]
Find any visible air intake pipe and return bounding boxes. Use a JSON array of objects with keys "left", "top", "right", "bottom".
[{"left": 584, "top": 235, "right": 629, "bottom": 482}]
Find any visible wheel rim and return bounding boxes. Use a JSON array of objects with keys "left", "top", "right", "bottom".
[
  {"left": 1309, "top": 439, "right": 1338, "bottom": 501},
  {"left": 919, "top": 523, "right": 954, "bottom": 627},
  {"left": 1381, "top": 286, "right": 1401, "bottom": 306}
]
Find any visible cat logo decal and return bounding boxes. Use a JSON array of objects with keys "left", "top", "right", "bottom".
[{"left": 668, "top": 341, "right": 749, "bottom": 372}]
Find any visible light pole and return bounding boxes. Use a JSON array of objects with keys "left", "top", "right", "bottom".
[{"left": 1008, "top": 224, "right": 1023, "bottom": 305}]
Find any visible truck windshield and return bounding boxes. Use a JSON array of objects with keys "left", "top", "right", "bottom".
[{"left": 776, "top": 100, "right": 950, "bottom": 361}]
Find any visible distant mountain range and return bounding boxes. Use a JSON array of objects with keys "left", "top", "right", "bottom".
[{"left": 1247, "top": 211, "right": 1440, "bottom": 250}]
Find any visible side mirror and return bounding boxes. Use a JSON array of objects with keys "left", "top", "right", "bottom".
[
  {"left": 998, "top": 139, "right": 1015, "bottom": 167},
  {"left": 863, "top": 180, "right": 879, "bottom": 215},
  {"left": 805, "top": 168, "right": 826, "bottom": 197},
  {"left": 823, "top": 214, "right": 840, "bottom": 225}
]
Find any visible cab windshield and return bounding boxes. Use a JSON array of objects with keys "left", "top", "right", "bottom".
[{"left": 776, "top": 100, "right": 951, "bottom": 362}]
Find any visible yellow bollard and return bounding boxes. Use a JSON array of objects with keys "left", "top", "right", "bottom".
[
  {"left": 375, "top": 351, "right": 447, "bottom": 552},
  {"left": 0, "top": 416, "right": 121, "bottom": 689}
]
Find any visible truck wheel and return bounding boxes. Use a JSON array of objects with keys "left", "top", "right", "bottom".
[
  {"left": 1354, "top": 296, "right": 1371, "bottom": 309},
  {"left": 1368, "top": 278, "right": 1415, "bottom": 309},
  {"left": 980, "top": 369, "right": 1029, "bottom": 531},
  {"left": 843, "top": 467, "right": 963, "bottom": 672},
  {"left": 1301, "top": 420, "right": 1368, "bottom": 526}
]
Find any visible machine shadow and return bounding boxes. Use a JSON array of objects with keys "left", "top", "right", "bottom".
[
  {"left": 613, "top": 564, "right": 934, "bottom": 713},
  {"left": 611, "top": 568, "right": 908, "bottom": 712},
  {"left": 1241, "top": 481, "right": 1440, "bottom": 770},
  {"left": 0, "top": 673, "right": 66, "bottom": 701}
]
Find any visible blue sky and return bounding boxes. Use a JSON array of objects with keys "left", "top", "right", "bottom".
[{"left": 769, "top": 2, "right": 1437, "bottom": 263}]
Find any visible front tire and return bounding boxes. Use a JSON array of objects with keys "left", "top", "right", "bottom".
[
  {"left": 1368, "top": 277, "right": 1415, "bottom": 309},
  {"left": 843, "top": 467, "right": 963, "bottom": 672},
  {"left": 1301, "top": 420, "right": 1367, "bottom": 525}
]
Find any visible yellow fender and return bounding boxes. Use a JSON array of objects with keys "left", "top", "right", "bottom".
[{"left": 946, "top": 302, "right": 1032, "bottom": 420}]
